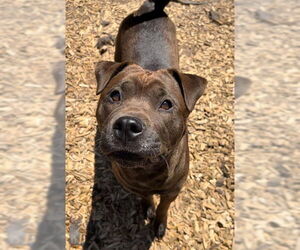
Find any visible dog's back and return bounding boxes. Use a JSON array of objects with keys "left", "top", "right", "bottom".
[{"left": 114, "top": 0, "right": 179, "bottom": 71}]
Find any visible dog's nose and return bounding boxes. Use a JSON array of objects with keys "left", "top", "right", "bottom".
[{"left": 113, "top": 116, "right": 143, "bottom": 143}]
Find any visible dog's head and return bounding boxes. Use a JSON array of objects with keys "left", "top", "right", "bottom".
[{"left": 95, "top": 61, "right": 207, "bottom": 167}]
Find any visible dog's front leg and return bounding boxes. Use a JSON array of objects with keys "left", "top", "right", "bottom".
[{"left": 154, "top": 193, "right": 178, "bottom": 239}]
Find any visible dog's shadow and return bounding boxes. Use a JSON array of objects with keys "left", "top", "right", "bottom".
[{"left": 83, "top": 130, "right": 155, "bottom": 249}]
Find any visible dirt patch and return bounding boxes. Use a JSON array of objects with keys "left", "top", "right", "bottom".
[
  {"left": 235, "top": 0, "right": 300, "bottom": 249},
  {"left": 0, "top": 0, "right": 64, "bottom": 248}
]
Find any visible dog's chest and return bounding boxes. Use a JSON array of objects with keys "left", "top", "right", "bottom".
[{"left": 112, "top": 164, "right": 169, "bottom": 195}]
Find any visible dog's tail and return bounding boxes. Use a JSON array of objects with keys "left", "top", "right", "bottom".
[
  {"left": 153, "top": 0, "right": 172, "bottom": 10},
  {"left": 134, "top": 0, "right": 208, "bottom": 17},
  {"left": 134, "top": 0, "right": 171, "bottom": 16}
]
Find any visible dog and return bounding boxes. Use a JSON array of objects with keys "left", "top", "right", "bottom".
[{"left": 95, "top": 0, "right": 207, "bottom": 239}]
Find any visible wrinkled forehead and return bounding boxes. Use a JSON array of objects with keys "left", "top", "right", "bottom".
[{"left": 108, "top": 66, "right": 183, "bottom": 99}]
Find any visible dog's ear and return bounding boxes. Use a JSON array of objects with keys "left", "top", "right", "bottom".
[
  {"left": 95, "top": 61, "right": 131, "bottom": 95},
  {"left": 168, "top": 69, "right": 207, "bottom": 112}
]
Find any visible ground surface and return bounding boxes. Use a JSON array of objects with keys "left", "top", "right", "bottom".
[
  {"left": 0, "top": 0, "right": 64, "bottom": 249},
  {"left": 235, "top": 0, "right": 300, "bottom": 249},
  {"left": 66, "top": 0, "right": 234, "bottom": 249},
  {"left": 1, "top": 1, "right": 298, "bottom": 250}
]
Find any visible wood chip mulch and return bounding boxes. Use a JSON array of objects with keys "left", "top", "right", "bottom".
[{"left": 66, "top": 0, "right": 234, "bottom": 249}]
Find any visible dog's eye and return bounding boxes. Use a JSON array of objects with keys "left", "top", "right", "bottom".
[
  {"left": 110, "top": 90, "right": 121, "bottom": 102},
  {"left": 159, "top": 99, "right": 173, "bottom": 110}
]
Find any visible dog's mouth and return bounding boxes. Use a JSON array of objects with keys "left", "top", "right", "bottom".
[{"left": 109, "top": 150, "right": 145, "bottom": 163}]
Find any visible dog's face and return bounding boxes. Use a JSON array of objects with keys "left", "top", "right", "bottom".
[{"left": 95, "top": 62, "right": 206, "bottom": 167}]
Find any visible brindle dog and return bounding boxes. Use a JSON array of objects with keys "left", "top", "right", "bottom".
[{"left": 95, "top": 0, "right": 207, "bottom": 239}]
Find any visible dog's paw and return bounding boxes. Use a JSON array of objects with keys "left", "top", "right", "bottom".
[
  {"left": 154, "top": 220, "right": 166, "bottom": 240},
  {"left": 142, "top": 203, "right": 155, "bottom": 220},
  {"left": 141, "top": 198, "right": 155, "bottom": 220},
  {"left": 146, "top": 206, "right": 156, "bottom": 220}
]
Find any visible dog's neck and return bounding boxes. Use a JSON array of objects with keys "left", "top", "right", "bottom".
[{"left": 165, "top": 132, "right": 189, "bottom": 178}]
